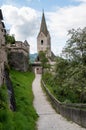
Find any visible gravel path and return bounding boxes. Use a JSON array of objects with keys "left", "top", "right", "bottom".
[{"left": 32, "top": 74, "right": 86, "bottom": 130}]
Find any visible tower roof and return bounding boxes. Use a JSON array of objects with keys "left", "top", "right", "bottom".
[{"left": 39, "top": 11, "right": 48, "bottom": 36}]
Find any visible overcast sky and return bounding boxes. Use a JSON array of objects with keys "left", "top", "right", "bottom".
[{"left": 1, "top": 0, "right": 86, "bottom": 55}]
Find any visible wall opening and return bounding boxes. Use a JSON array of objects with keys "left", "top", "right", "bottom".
[{"left": 41, "top": 40, "right": 43, "bottom": 45}]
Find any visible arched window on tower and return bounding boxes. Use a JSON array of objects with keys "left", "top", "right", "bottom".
[{"left": 41, "top": 40, "right": 43, "bottom": 45}]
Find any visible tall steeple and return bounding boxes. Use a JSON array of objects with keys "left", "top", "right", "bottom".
[
  {"left": 39, "top": 11, "right": 48, "bottom": 36},
  {"left": 37, "top": 11, "right": 51, "bottom": 57}
]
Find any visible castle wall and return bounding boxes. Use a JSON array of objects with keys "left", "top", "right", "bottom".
[
  {"left": 0, "top": 62, "right": 5, "bottom": 86},
  {"left": 7, "top": 41, "right": 29, "bottom": 72},
  {"left": 0, "top": 20, "right": 7, "bottom": 86},
  {"left": 8, "top": 51, "right": 29, "bottom": 72},
  {"left": 0, "top": 48, "right": 7, "bottom": 87}
]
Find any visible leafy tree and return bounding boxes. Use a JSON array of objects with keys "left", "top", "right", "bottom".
[
  {"left": 53, "top": 57, "right": 68, "bottom": 88},
  {"left": 69, "top": 65, "right": 86, "bottom": 102},
  {"left": 5, "top": 34, "right": 15, "bottom": 44},
  {"left": 42, "top": 27, "right": 86, "bottom": 103},
  {"left": 39, "top": 51, "right": 50, "bottom": 70},
  {"left": 62, "top": 27, "right": 86, "bottom": 65}
]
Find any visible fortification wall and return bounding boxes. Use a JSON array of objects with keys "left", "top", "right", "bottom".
[
  {"left": 0, "top": 47, "right": 7, "bottom": 87},
  {"left": 42, "top": 81, "right": 86, "bottom": 128},
  {"left": 7, "top": 41, "right": 29, "bottom": 72},
  {"left": 8, "top": 51, "right": 29, "bottom": 72},
  {"left": 7, "top": 41, "right": 29, "bottom": 53},
  {"left": 0, "top": 11, "right": 7, "bottom": 86}
]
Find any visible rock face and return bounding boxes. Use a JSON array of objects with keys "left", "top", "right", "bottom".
[
  {"left": 0, "top": 9, "right": 7, "bottom": 86},
  {"left": 7, "top": 40, "right": 29, "bottom": 72}
]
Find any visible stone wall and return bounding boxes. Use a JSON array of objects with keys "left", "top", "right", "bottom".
[
  {"left": 0, "top": 47, "right": 7, "bottom": 86},
  {"left": 37, "top": 32, "right": 51, "bottom": 57},
  {"left": 42, "top": 81, "right": 86, "bottom": 128},
  {"left": 8, "top": 51, "right": 29, "bottom": 72},
  {"left": 7, "top": 40, "right": 29, "bottom": 72},
  {"left": 7, "top": 40, "right": 29, "bottom": 53},
  {"left": 0, "top": 9, "right": 7, "bottom": 86}
]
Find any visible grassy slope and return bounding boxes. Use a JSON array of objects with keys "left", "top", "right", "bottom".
[{"left": 0, "top": 70, "right": 38, "bottom": 130}]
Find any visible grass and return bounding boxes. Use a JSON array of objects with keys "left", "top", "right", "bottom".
[
  {"left": 0, "top": 85, "right": 8, "bottom": 110},
  {"left": 0, "top": 69, "right": 38, "bottom": 130}
]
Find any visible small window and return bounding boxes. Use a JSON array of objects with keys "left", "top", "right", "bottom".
[{"left": 41, "top": 40, "right": 43, "bottom": 45}]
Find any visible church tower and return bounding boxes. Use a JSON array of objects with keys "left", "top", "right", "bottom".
[{"left": 37, "top": 11, "right": 51, "bottom": 57}]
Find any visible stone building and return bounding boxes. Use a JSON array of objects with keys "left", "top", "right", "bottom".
[
  {"left": 37, "top": 11, "right": 51, "bottom": 57},
  {"left": 7, "top": 40, "right": 30, "bottom": 72},
  {"left": 35, "top": 11, "right": 56, "bottom": 74},
  {"left": 0, "top": 9, "right": 7, "bottom": 86}
]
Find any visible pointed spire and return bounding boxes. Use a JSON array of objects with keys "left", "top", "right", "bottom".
[{"left": 40, "top": 11, "right": 48, "bottom": 36}]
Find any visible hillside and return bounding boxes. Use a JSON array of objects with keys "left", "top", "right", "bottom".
[{"left": 30, "top": 53, "right": 38, "bottom": 63}]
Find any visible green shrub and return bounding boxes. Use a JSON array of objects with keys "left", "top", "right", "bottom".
[{"left": 63, "top": 99, "right": 72, "bottom": 104}]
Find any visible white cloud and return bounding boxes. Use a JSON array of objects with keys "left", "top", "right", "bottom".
[
  {"left": 1, "top": 3, "right": 86, "bottom": 55},
  {"left": 74, "top": 0, "right": 86, "bottom": 2},
  {"left": 46, "top": 3, "right": 86, "bottom": 55},
  {"left": 1, "top": 5, "right": 39, "bottom": 53}
]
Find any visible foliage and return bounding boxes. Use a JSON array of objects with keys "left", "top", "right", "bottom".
[
  {"left": 42, "top": 27, "right": 86, "bottom": 103},
  {"left": 5, "top": 34, "right": 15, "bottom": 44},
  {"left": 54, "top": 57, "right": 69, "bottom": 86},
  {"left": 39, "top": 51, "right": 48, "bottom": 68},
  {"left": 0, "top": 70, "right": 38, "bottom": 130},
  {"left": 42, "top": 71, "right": 53, "bottom": 86},
  {"left": 0, "top": 85, "right": 14, "bottom": 130},
  {"left": 0, "top": 85, "right": 8, "bottom": 110},
  {"left": 62, "top": 27, "right": 86, "bottom": 65},
  {"left": 39, "top": 51, "right": 51, "bottom": 72}
]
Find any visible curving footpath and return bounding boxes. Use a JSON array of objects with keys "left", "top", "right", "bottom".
[{"left": 32, "top": 74, "right": 86, "bottom": 130}]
